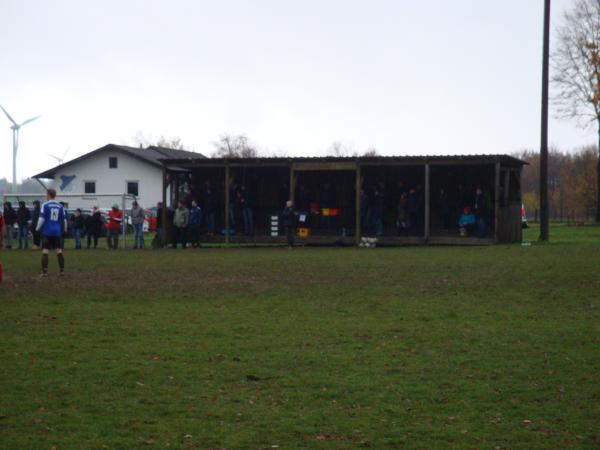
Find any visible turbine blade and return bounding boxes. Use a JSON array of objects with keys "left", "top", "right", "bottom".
[
  {"left": 19, "top": 115, "right": 41, "bottom": 127},
  {"left": 0, "top": 104, "right": 18, "bottom": 126}
]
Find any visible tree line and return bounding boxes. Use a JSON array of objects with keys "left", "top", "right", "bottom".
[{"left": 516, "top": 146, "right": 598, "bottom": 221}]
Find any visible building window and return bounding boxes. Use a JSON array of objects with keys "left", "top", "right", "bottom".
[
  {"left": 109, "top": 156, "right": 118, "bottom": 169},
  {"left": 127, "top": 181, "right": 139, "bottom": 197},
  {"left": 84, "top": 181, "right": 96, "bottom": 194}
]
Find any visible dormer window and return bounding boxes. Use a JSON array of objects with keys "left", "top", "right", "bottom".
[{"left": 109, "top": 156, "right": 118, "bottom": 169}]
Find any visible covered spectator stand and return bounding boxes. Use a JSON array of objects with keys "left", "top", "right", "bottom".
[{"left": 160, "top": 155, "right": 526, "bottom": 246}]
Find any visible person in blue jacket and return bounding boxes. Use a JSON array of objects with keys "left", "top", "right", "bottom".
[
  {"left": 458, "top": 207, "right": 477, "bottom": 237},
  {"left": 189, "top": 199, "right": 203, "bottom": 248}
]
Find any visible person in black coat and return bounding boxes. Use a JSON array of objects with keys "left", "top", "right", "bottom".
[
  {"left": 31, "top": 200, "right": 41, "bottom": 248},
  {"left": 282, "top": 200, "right": 296, "bottom": 248},
  {"left": 3, "top": 202, "right": 16, "bottom": 249},
  {"left": 16, "top": 201, "right": 31, "bottom": 249},
  {"left": 85, "top": 206, "right": 103, "bottom": 249},
  {"left": 371, "top": 186, "right": 384, "bottom": 236},
  {"left": 473, "top": 186, "right": 490, "bottom": 237},
  {"left": 71, "top": 208, "right": 85, "bottom": 249}
]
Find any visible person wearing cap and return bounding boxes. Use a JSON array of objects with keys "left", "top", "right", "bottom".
[
  {"left": 131, "top": 200, "right": 145, "bottom": 249},
  {"left": 106, "top": 203, "right": 123, "bottom": 249}
]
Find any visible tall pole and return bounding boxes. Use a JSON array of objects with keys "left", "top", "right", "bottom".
[
  {"left": 12, "top": 129, "right": 18, "bottom": 193},
  {"left": 539, "top": 0, "right": 551, "bottom": 241}
]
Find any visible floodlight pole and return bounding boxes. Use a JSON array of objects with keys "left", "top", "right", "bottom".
[{"left": 539, "top": 0, "right": 551, "bottom": 241}]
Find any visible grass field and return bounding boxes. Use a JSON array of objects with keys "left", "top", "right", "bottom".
[{"left": 1, "top": 224, "right": 599, "bottom": 449}]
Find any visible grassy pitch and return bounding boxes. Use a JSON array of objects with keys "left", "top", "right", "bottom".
[{"left": 0, "top": 225, "right": 599, "bottom": 449}]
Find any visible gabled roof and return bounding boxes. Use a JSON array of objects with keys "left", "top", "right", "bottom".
[
  {"left": 160, "top": 154, "right": 528, "bottom": 168},
  {"left": 33, "top": 144, "right": 205, "bottom": 179}
]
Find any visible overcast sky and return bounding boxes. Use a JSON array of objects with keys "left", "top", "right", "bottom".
[{"left": 0, "top": 0, "right": 594, "bottom": 181}]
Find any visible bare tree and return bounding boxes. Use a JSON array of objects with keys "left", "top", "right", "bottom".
[
  {"left": 155, "top": 136, "right": 186, "bottom": 150},
  {"left": 362, "top": 147, "right": 379, "bottom": 157},
  {"left": 212, "top": 133, "right": 258, "bottom": 158},
  {"left": 133, "top": 131, "right": 188, "bottom": 150},
  {"left": 552, "top": 0, "right": 600, "bottom": 221},
  {"left": 325, "top": 141, "right": 356, "bottom": 157}
]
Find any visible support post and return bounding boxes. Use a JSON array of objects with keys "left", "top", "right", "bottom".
[
  {"left": 35, "top": 178, "right": 49, "bottom": 191},
  {"left": 494, "top": 162, "right": 501, "bottom": 243},
  {"left": 503, "top": 169, "right": 510, "bottom": 207},
  {"left": 289, "top": 162, "right": 296, "bottom": 204},
  {"left": 539, "top": 0, "right": 551, "bottom": 240},
  {"left": 424, "top": 163, "right": 430, "bottom": 242},
  {"left": 355, "top": 163, "right": 361, "bottom": 245},
  {"left": 225, "top": 164, "right": 230, "bottom": 244},
  {"left": 518, "top": 167, "right": 523, "bottom": 242},
  {"left": 162, "top": 168, "right": 168, "bottom": 248},
  {"left": 122, "top": 193, "right": 126, "bottom": 250}
]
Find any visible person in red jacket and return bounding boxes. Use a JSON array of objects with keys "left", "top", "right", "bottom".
[{"left": 106, "top": 204, "right": 123, "bottom": 250}]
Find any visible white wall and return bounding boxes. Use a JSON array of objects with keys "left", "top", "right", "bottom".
[{"left": 51, "top": 149, "right": 164, "bottom": 209}]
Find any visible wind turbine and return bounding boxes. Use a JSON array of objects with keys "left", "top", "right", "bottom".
[
  {"left": 0, "top": 104, "right": 41, "bottom": 192},
  {"left": 47, "top": 147, "right": 70, "bottom": 165}
]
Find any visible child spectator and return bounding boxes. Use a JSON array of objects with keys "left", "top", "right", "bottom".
[{"left": 458, "top": 207, "right": 476, "bottom": 237}]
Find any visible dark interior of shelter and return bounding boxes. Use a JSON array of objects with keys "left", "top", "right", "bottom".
[
  {"left": 163, "top": 157, "right": 524, "bottom": 245},
  {"left": 429, "top": 164, "right": 495, "bottom": 236},
  {"left": 361, "top": 165, "right": 425, "bottom": 237},
  {"left": 294, "top": 170, "right": 357, "bottom": 237}
]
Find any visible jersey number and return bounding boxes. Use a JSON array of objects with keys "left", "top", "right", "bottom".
[{"left": 50, "top": 208, "right": 60, "bottom": 221}]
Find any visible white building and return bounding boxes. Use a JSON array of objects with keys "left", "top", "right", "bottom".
[{"left": 34, "top": 144, "right": 203, "bottom": 209}]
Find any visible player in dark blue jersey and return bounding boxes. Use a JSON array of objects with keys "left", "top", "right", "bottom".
[{"left": 35, "top": 189, "right": 67, "bottom": 277}]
